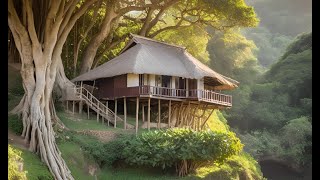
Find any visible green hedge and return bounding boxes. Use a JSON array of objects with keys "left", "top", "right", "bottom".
[{"left": 122, "top": 128, "right": 243, "bottom": 176}]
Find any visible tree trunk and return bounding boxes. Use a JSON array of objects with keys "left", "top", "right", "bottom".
[
  {"left": 8, "top": 0, "right": 97, "bottom": 179},
  {"left": 79, "top": 6, "right": 117, "bottom": 74}
]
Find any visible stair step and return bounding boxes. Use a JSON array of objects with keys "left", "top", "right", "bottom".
[{"left": 73, "top": 86, "right": 134, "bottom": 129}]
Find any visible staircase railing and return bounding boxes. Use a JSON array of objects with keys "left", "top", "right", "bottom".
[{"left": 72, "top": 86, "right": 125, "bottom": 126}]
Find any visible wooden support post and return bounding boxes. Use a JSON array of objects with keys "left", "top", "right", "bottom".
[
  {"left": 124, "top": 97, "right": 127, "bottom": 130},
  {"left": 106, "top": 101, "right": 109, "bottom": 126},
  {"left": 168, "top": 100, "right": 171, "bottom": 128},
  {"left": 190, "top": 103, "right": 199, "bottom": 127},
  {"left": 87, "top": 105, "right": 90, "bottom": 119},
  {"left": 142, "top": 105, "right": 145, "bottom": 122},
  {"left": 102, "top": 106, "right": 104, "bottom": 125},
  {"left": 66, "top": 101, "right": 69, "bottom": 111},
  {"left": 135, "top": 97, "right": 139, "bottom": 134},
  {"left": 79, "top": 101, "right": 83, "bottom": 114},
  {"left": 186, "top": 79, "right": 189, "bottom": 97},
  {"left": 182, "top": 102, "right": 191, "bottom": 127},
  {"left": 97, "top": 103, "right": 99, "bottom": 122},
  {"left": 201, "top": 109, "right": 214, "bottom": 130},
  {"left": 114, "top": 99, "right": 117, "bottom": 128},
  {"left": 147, "top": 98, "right": 151, "bottom": 131},
  {"left": 177, "top": 102, "right": 184, "bottom": 127},
  {"left": 158, "top": 99, "right": 161, "bottom": 129},
  {"left": 72, "top": 101, "right": 75, "bottom": 114}
]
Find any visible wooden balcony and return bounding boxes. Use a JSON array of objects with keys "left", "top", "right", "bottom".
[{"left": 114, "top": 85, "right": 232, "bottom": 107}]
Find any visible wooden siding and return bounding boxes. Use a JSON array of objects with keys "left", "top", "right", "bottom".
[{"left": 97, "top": 77, "right": 114, "bottom": 99}]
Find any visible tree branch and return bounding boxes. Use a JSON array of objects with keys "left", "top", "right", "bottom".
[
  {"left": 53, "top": 0, "right": 98, "bottom": 67},
  {"left": 148, "top": 23, "right": 194, "bottom": 38},
  {"left": 138, "top": 7, "right": 155, "bottom": 36},
  {"left": 58, "top": 0, "right": 79, "bottom": 38},
  {"left": 93, "top": 33, "right": 131, "bottom": 68},
  {"left": 24, "top": 0, "right": 41, "bottom": 57},
  {"left": 73, "top": 0, "right": 102, "bottom": 75}
]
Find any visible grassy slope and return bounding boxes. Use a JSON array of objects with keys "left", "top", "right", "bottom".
[
  {"left": 11, "top": 145, "right": 53, "bottom": 180},
  {"left": 8, "top": 66, "right": 264, "bottom": 180}
]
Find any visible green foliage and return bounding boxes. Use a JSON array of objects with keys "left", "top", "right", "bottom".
[
  {"left": 58, "top": 141, "right": 99, "bottom": 180},
  {"left": 279, "top": 116, "right": 312, "bottom": 166},
  {"left": 156, "top": 26, "right": 210, "bottom": 64},
  {"left": 280, "top": 32, "right": 312, "bottom": 60},
  {"left": 8, "top": 115, "right": 23, "bottom": 135},
  {"left": 227, "top": 32, "right": 312, "bottom": 171},
  {"left": 62, "top": 131, "right": 135, "bottom": 167},
  {"left": 300, "top": 98, "right": 312, "bottom": 116},
  {"left": 238, "top": 117, "right": 312, "bottom": 168},
  {"left": 195, "top": 152, "right": 265, "bottom": 180},
  {"left": 206, "top": 110, "right": 230, "bottom": 132},
  {"left": 237, "top": 130, "right": 282, "bottom": 158},
  {"left": 207, "top": 30, "right": 259, "bottom": 77},
  {"left": 19, "top": 147, "right": 54, "bottom": 180},
  {"left": 101, "top": 134, "right": 135, "bottom": 167},
  {"left": 242, "top": 27, "right": 292, "bottom": 67},
  {"left": 9, "top": 145, "right": 27, "bottom": 180},
  {"left": 123, "top": 128, "right": 243, "bottom": 176}
]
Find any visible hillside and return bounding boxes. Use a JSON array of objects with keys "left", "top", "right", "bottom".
[
  {"left": 8, "top": 65, "right": 265, "bottom": 179},
  {"left": 226, "top": 32, "right": 312, "bottom": 179}
]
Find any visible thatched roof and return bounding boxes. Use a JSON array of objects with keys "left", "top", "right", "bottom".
[{"left": 72, "top": 34, "right": 239, "bottom": 90}]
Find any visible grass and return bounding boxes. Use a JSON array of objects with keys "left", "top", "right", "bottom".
[
  {"left": 97, "top": 166, "right": 182, "bottom": 180},
  {"left": 8, "top": 66, "right": 264, "bottom": 180},
  {"left": 58, "top": 111, "right": 109, "bottom": 131},
  {"left": 58, "top": 141, "right": 98, "bottom": 180},
  {"left": 194, "top": 153, "right": 265, "bottom": 180},
  {"left": 8, "top": 114, "right": 23, "bottom": 135},
  {"left": 11, "top": 145, "right": 54, "bottom": 180},
  {"left": 57, "top": 111, "right": 154, "bottom": 135}
]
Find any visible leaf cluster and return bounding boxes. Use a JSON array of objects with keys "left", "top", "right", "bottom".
[{"left": 123, "top": 128, "right": 243, "bottom": 171}]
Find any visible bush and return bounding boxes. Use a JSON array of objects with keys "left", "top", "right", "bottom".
[
  {"left": 9, "top": 145, "right": 27, "bottom": 180},
  {"left": 8, "top": 115, "right": 23, "bottom": 135},
  {"left": 195, "top": 152, "right": 265, "bottom": 180},
  {"left": 64, "top": 131, "right": 134, "bottom": 167},
  {"left": 101, "top": 134, "right": 135, "bottom": 167},
  {"left": 122, "top": 128, "right": 243, "bottom": 176}
]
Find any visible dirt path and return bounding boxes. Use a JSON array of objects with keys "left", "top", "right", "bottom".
[
  {"left": 8, "top": 129, "right": 29, "bottom": 150},
  {"left": 77, "top": 130, "right": 119, "bottom": 143}
]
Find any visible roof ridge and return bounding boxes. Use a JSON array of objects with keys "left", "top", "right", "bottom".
[{"left": 130, "top": 33, "right": 186, "bottom": 50}]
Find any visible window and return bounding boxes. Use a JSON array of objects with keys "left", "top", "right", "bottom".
[
  {"left": 139, "top": 74, "right": 149, "bottom": 86},
  {"left": 155, "top": 75, "right": 162, "bottom": 87},
  {"left": 143, "top": 74, "right": 149, "bottom": 85},
  {"left": 139, "top": 74, "right": 144, "bottom": 86}
]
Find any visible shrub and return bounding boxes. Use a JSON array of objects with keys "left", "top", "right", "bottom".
[
  {"left": 9, "top": 145, "right": 27, "bottom": 180},
  {"left": 64, "top": 131, "right": 134, "bottom": 167},
  {"left": 122, "top": 128, "right": 243, "bottom": 176},
  {"left": 195, "top": 152, "right": 265, "bottom": 180},
  {"left": 101, "top": 134, "right": 135, "bottom": 167},
  {"left": 8, "top": 115, "right": 23, "bottom": 135}
]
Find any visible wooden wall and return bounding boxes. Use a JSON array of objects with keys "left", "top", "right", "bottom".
[{"left": 96, "top": 74, "right": 127, "bottom": 99}]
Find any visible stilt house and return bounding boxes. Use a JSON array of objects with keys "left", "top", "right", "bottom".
[{"left": 69, "top": 34, "right": 239, "bottom": 132}]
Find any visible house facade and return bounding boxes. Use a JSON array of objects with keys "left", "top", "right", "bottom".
[{"left": 70, "top": 34, "right": 238, "bottom": 131}]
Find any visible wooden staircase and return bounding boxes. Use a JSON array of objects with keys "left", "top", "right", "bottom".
[{"left": 73, "top": 86, "right": 134, "bottom": 129}]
